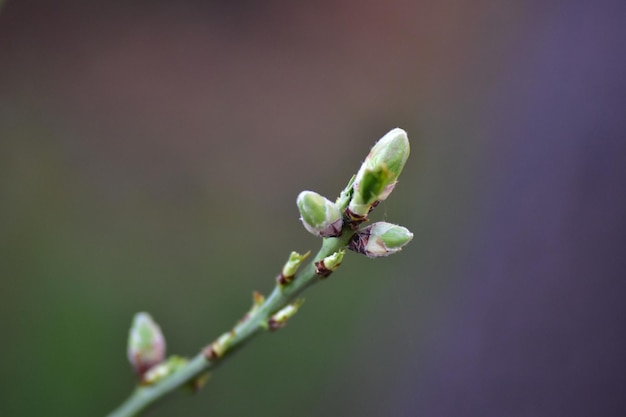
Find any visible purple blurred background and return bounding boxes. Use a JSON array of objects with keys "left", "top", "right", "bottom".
[{"left": 1, "top": 1, "right": 625, "bottom": 416}]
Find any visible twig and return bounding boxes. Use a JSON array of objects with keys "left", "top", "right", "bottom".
[{"left": 107, "top": 128, "right": 412, "bottom": 417}]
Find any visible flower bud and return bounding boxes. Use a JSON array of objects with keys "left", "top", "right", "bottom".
[
  {"left": 314, "top": 250, "right": 345, "bottom": 277},
  {"left": 348, "top": 128, "right": 410, "bottom": 218},
  {"left": 268, "top": 299, "right": 304, "bottom": 330},
  {"left": 297, "top": 191, "right": 343, "bottom": 237},
  {"left": 348, "top": 222, "right": 413, "bottom": 258},
  {"left": 278, "top": 251, "right": 311, "bottom": 285},
  {"left": 127, "top": 312, "right": 166, "bottom": 376}
]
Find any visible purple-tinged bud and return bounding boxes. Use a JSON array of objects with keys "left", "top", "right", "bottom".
[
  {"left": 127, "top": 312, "right": 166, "bottom": 377},
  {"left": 348, "top": 222, "right": 413, "bottom": 258}
]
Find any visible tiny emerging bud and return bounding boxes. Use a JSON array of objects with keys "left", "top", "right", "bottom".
[
  {"left": 204, "top": 331, "right": 234, "bottom": 360},
  {"left": 142, "top": 356, "right": 188, "bottom": 385},
  {"left": 127, "top": 312, "right": 166, "bottom": 377},
  {"left": 314, "top": 250, "right": 345, "bottom": 278},
  {"left": 240, "top": 291, "right": 266, "bottom": 323},
  {"left": 268, "top": 299, "right": 304, "bottom": 330},
  {"left": 188, "top": 372, "right": 211, "bottom": 393},
  {"left": 348, "top": 128, "right": 410, "bottom": 219},
  {"left": 253, "top": 290, "right": 265, "bottom": 307},
  {"left": 277, "top": 250, "right": 311, "bottom": 285},
  {"left": 297, "top": 191, "right": 343, "bottom": 237},
  {"left": 348, "top": 222, "right": 413, "bottom": 258}
]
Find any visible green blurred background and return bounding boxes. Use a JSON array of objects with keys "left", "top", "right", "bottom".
[{"left": 1, "top": 1, "right": 625, "bottom": 416}]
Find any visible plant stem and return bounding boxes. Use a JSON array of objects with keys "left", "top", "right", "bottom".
[
  {"left": 107, "top": 234, "right": 352, "bottom": 417},
  {"left": 108, "top": 127, "right": 412, "bottom": 417}
]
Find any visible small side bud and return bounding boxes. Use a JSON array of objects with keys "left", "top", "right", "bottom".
[
  {"left": 204, "top": 331, "right": 234, "bottom": 360},
  {"left": 188, "top": 372, "right": 211, "bottom": 393},
  {"left": 348, "top": 222, "right": 413, "bottom": 258},
  {"left": 127, "top": 312, "right": 166, "bottom": 377},
  {"left": 239, "top": 291, "right": 266, "bottom": 325},
  {"left": 297, "top": 191, "right": 343, "bottom": 237},
  {"left": 253, "top": 290, "right": 265, "bottom": 307},
  {"left": 314, "top": 250, "right": 345, "bottom": 278},
  {"left": 277, "top": 250, "right": 311, "bottom": 285},
  {"left": 348, "top": 128, "right": 410, "bottom": 220},
  {"left": 142, "top": 356, "right": 188, "bottom": 385},
  {"left": 268, "top": 299, "right": 304, "bottom": 331}
]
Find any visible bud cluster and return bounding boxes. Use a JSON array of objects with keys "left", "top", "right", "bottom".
[
  {"left": 117, "top": 127, "right": 415, "bottom": 407},
  {"left": 296, "top": 127, "right": 413, "bottom": 260}
]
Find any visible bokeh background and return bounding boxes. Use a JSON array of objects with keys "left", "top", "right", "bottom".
[{"left": 1, "top": 1, "right": 625, "bottom": 416}]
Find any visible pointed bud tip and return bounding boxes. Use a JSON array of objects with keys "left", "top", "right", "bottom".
[
  {"left": 377, "top": 223, "right": 414, "bottom": 248},
  {"left": 368, "top": 128, "right": 410, "bottom": 175},
  {"left": 280, "top": 251, "right": 310, "bottom": 284}
]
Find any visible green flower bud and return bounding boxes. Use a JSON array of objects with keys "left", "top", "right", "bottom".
[
  {"left": 314, "top": 250, "right": 345, "bottom": 277},
  {"left": 297, "top": 191, "right": 343, "bottom": 237},
  {"left": 348, "top": 128, "right": 410, "bottom": 219},
  {"left": 268, "top": 299, "right": 304, "bottom": 330},
  {"left": 348, "top": 222, "right": 413, "bottom": 258},
  {"left": 127, "top": 312, "right": 166, "bottom": 376},
  {"left": 349, "top": 166, "right": 394, "bottom": 217},
  {"left": 278, "top": 251, "right": 311, "bottom": 285}
]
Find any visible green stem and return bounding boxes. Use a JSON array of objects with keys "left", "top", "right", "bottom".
[{"left": 107, "top": 234, "right": 352, "bottom": 417}]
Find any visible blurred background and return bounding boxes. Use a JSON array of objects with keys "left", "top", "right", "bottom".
[{"left": 1, "top": 1, "right": 625, "bottom": 416}]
